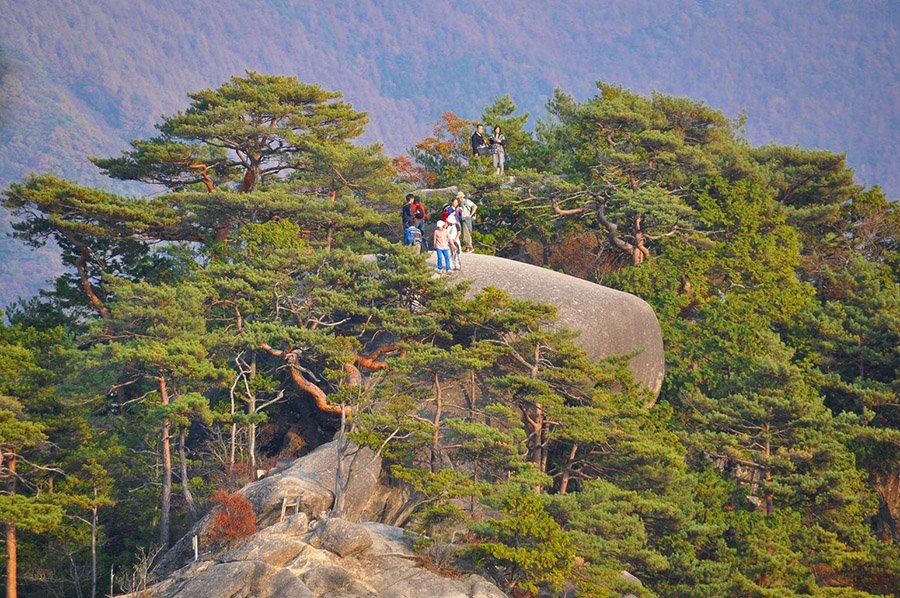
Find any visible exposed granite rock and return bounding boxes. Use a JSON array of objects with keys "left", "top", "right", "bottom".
[
  {"left": 426, "top": 252, "right": 665, "bottom": 396},
  {"left": 153, "top": 441, "right": 385, "bottom": 577},
  {"left": 129, "top": 519, "right": 505, "bottom": 598},
  {"left": 159, "top": 559, "right": 316, "bottom": 598},
  {"left": 302, "top": 564, "right": 373, "bottom": 596},
  {"left": 317, "top": 517, "right": 374, "bottom": 557},
  {"left": 245, "top": 440, "right": 381, "bottom": 525}
]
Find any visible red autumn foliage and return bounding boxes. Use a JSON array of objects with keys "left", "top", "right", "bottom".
[
  {"left": 208, "top": 490, "right": 258, "bottom": 544},
  {"left": 392, "top": 155, "right": 436, "bottom": 187}
]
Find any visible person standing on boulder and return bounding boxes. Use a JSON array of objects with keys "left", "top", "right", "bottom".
[
  {"left": 458, "top": 191, "right": 477, "bottom": 253},
  {"left": 446, "top": 213, "right": 462, "bottom": 271},
  {"left": 402, "top": 194, "right": 415, "bottom": 230},
  {"left": 471, "top": 123, "right": 487, "bottom": 157},
  {"left": 433, "top": 221, "right": 451, "bottom": 274},
  {"left": 490, "top": 125, "right": 506, "bottom": 175},
  {"left": 412, "top": 196, "right": 427, "bottom": 234},
  {"left": 440, "top": 196, "right": 462, "bottom": 224}
]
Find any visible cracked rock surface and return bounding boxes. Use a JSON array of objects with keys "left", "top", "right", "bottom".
[
  {"left": 141, "top": 443, "right": 505, "bottom": 597},
  {"left": 131, "top": 517, "right": 505, "bottom": 598}
]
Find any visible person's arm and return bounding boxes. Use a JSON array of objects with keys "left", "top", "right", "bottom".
[{"left": 470, "top": 201, "right": 478, "bottom": 218}]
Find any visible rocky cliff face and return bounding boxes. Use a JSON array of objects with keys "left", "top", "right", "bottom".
[{"left": 138, "top": 442, "right": 505, "bottom": 598}]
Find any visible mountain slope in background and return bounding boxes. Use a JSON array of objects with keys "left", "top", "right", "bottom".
[{"left": 0, "top": 0, "right": 897, "bottom": 307}]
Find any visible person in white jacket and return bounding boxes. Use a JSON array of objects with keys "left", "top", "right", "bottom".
[{"left": 446, "top": 213, "right": 462, "bottom": 271}]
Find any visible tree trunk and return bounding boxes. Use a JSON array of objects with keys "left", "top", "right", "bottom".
[
  {"left": 178, "top": 431, "right": 197, "bottom": 522},
  {"left": 229, "top": 407, "right": 236, "bottom": 474},
  {"left": 533, "top": 404, "right": 544, "bottom": 473},
  {"left": 240, "top": 160, "right": 260, "bottom": 193},
  {"left": 559, "top": 443, "right": 578, "bottom": 495},
  {"left": 199, "top": 170, "right": 214, "bottom": 193},
  {"left": 764, "top": 426, "right": 773, "bottom": 517},
  {"left": 5, "top": 454, "right": 16, "bottom": 598},
  {"left": 158, "top": 377, "right": 172, "bottom": 549},
  {"left": 91, "top": 489, "right": 98, "bottom": 598},
  {"left": 431, "top": 373, "right": 443, "bottom": 474},
  {"left": 471, "top": 459, "right": 478, "bottom": 514},
  {"left": 333, "top": 407, "right": 348, "bottom": 517},
  {"left": 73, "top": 243, "right": 110, "bottom": 319},
  {"left": 326, "top": 189, "right": 337, "bottom": 251},
  {"left": 259, "top": 344, "right": 349, "bottom": 416},
  {"left": 249, "top": 408, "right": 257, "bottom": 482},
  {"left": 529, "top": 351, "right": 545, "bottom": 475},
  {"left": 595, "top": 205, "right": 642, "bottom": 266},
  {"left": 248, "top": 356, "right": 258, "bottom": 481},
  {"left": 632, "top": 214, "right": 650, "bottom": 265}
]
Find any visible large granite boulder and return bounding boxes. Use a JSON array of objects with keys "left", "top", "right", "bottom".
[
  {"left": 426, "top": 253, "right": 665, "bottom": 396},
  {"left": 128, "top": 517, "right": 505, "bottom": 598}
]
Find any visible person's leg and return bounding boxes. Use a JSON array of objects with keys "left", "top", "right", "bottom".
[
  {"left": 462, "top": 218, "right": 473, "bottom": 251},
  {"left": 493, "top": 151, "right": 500, "bottom": 174},
  {"left": 416, "top": 221, "right": 427, "bottom": 249},
  {"left": 436, "top": 248, "right": 445, "bottom": 271},
  {"left": 442, "top": 249, "right": 451, "bottom": 272},
  {"left": 499, "top": 151, "right": 505, "bottom": 174}
]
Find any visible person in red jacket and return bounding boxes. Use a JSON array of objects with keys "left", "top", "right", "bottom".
[{"left": 412, "top": 196, "right": 427, "bottom": 233}]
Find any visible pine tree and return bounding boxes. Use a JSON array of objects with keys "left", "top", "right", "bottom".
[
  {"left": 468, "top": 487, "right": 575, "bottom": 595},
  {"left": 84, "top": 279, "right": 223, "bottom": 548},
  {"left": 93, "top": 71, "right": 368, "bottom": 194},
  {"left": 0, "top": 323, "right": 65, "bottom": 598}
]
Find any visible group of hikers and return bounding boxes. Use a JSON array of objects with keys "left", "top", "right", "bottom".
[
  {"left": 400, "top": 122, "right": 506, "bottom": 273},
  {"left": 401, "top": 190, "right": 478, "bottom": 274}
]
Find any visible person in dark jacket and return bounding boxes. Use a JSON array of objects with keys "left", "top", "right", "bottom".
[
  {"left": 470, "top": 123, "right": 487, "bottom": 156},
  {"left": 402, "top": 193, "right": 416, "bottom": 229}
]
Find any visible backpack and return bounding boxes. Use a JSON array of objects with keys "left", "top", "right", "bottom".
[
  {"left": 405, "top": 226, "right": 422, "bottom": 246},
  {"left": 441, "top": 204, "right": 453, "bottom": 221}
]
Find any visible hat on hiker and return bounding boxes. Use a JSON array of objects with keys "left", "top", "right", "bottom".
[
  {"left": 456, "top": 191, "right": 465, "bottom": 199},
  {"left": 436, "top": 220, "right": 446, "bottom": 228}
]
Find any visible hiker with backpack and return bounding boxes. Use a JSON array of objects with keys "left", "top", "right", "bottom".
[
  {"left": 412, "top": 196, "right": 427, "bottom": 234},
  {"left": 402, "top": 194, "right": 424, "bottom": 252},
  {"left": 440, "top": 197, "right": 462, "bottom": 224}
]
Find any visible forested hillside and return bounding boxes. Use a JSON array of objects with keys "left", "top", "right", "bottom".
[
  {"left": 0, "top": 73, "right": 897, "bottom": 597},
  {"left": 0, "top": 0, "right": 897, "bottom": 307}
]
